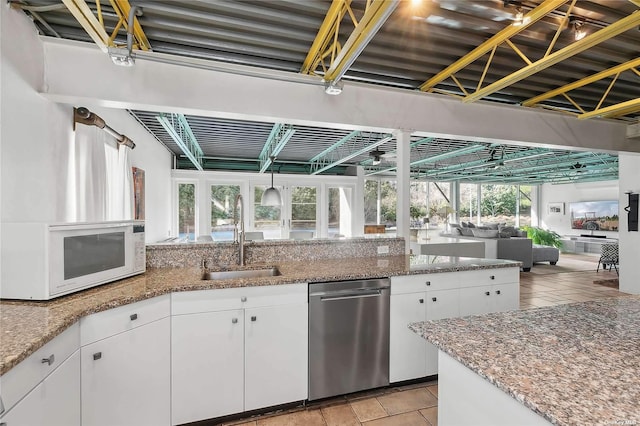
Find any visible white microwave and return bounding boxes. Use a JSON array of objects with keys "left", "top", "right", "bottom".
[{"left": 1, "top": 221, "right": 146, "bottom": 300}]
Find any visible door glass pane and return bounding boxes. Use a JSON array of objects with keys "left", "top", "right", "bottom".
[
  {"left": 380, "top": 181, "right": 397, "bottom": 228},
  {"left": 254, "top": 185, "right": 282, "bottom": 239},
  {"left": 364, "top": 180, "right": 379, "bottom": 224},
  {"left": 460, "top": 183, "right": 478, "bottom": 224},
  {"left": 518, "top": 185, "right": 532, "bottom": 227},
  {"left": 427, "top": 182, "right": 451, "bottom": 229},
  {"left": 480, "top": 184, "right": 517, "bottom": 225},
  {"left": 291, "top": 186, "right": 317, "bottom": 232},
  {"left": 211, "top": 184, "right": 240, "bottom": 241},
  {"left": 178, "top": 183, "right": 195, "bottom": 240},
  {"left": 328, "top": 187, "right": 352, "bottom": 238},
  {"left": 410, "top": 182, "right": 428, "bottom": 227}
]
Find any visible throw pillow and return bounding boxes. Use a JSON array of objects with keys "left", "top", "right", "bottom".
[
  {"left": 483, "top": 223, "right": 500, "bottom": 230},
  {"left": 449, "top": 223, "right": 461, "bottom": 229},
  {"left": 498, "top": 226, "right": 517, "bottom": 237},
  {"left": 467, "top": 222, "right": 476, "bottom": 228},
  {"left": 459, "top": 228, "right": 474, "bottom": 236},
  {"left": 471, "top": 229, "right": 499, "bottom": 238},
  {"left": 460, "top": 221, "right": 468, "bottom": 228}
]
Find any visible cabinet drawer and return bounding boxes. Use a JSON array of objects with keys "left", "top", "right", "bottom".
[
  {"left": 391, "top": 272, "right": 460, "bottom": 294},
  {"left": 455, "top": 268, "right": 519, "bottom": 288},
  {"left": 172, "top": 283, "right": 307, "bottom": 315},
  {"left": 1, "top": 322, "right": 79, "bottom": 414},
  {"left": 80, "top": 295, "right": 170, "bottom": 345}
]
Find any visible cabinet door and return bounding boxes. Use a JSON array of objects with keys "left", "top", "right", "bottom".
[
  {"left": 492, "top": 283, "right": 519, "bottom": 312},
  {"left": 244, "top": 303, "right": 308, "bottom": 411},
  {"left": 459, "top": 285, "right": 493, "bottom": 316},
  {"left": 81, "top": 318, "right": 170, "bottom": 426},
  {"left": 171, "top": 310, "right": 244, "bottom": 425},
  {"left": 425, "top": 288, "right": 459, "bottom": 320},
  {"left": 0, "top": 351, "right": 80, "bottom": 426},
  {"left": 389, "top": 292, "right": 427, "bottom": 382}
]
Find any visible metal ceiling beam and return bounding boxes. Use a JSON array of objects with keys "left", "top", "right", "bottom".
[
  {"left": 522, "top": 58, "right": 640, "bottom": 107},
  {"left": 578, "top": 98, "right": 640, "bottom": 120},
  {"left": 418, "top": 0, "right": 569, "bottom": 92},
  {"left": 300, "top": 0, "right": 351, "bottom": 75},
  {"left": 258, "top": 123, "right": 295, "bottom": 173},
  {"left": 156, "top": 113, "right": 204, "bottom": 171},
  {"left": 324, "top": 0, "right": 399, "bottom": 83},
  {"left": 463, "top": 11, "right": 640, "bottom": 103},
  {"left": 310, "top": 132, "right": 392, "bottom": 175},
  {"left": 61, "top": 0, "right": 110, "bottom": 51}
]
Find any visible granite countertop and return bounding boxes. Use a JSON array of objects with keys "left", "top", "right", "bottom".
[
  {"left": 409, "top": 296, "right": 640, "bottom": 426},
  {"left": 0, "top": 254, "right": 519, "bottom": 376}
]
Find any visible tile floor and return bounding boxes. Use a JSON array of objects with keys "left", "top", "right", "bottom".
[{"left": 224, "top": 254, "right": 625, "bottom": 426}]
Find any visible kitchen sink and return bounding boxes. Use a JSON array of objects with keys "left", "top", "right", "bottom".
[{"left": 201, "top": 267, "right": 281, "bottom": 280}]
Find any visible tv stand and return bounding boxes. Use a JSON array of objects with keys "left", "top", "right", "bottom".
[{"left": 562, "top": 235, "right": 618, "bottom": 254}]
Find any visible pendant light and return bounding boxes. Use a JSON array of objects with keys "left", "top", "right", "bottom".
[{"left": 261, "top": 156, "right": 282, "bottom": 206}]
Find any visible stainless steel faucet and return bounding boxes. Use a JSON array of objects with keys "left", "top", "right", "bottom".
[{"left": 233, "top": 194, "right": 245, "bottom": 266}]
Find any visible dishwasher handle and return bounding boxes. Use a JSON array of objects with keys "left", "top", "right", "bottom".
[{"left": 319, "top": 289, "right": 386, "bottom": 301}]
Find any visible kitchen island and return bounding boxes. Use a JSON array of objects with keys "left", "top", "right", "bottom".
[{"left": 410, "top": 296, "right": 640, "bottom": 426}]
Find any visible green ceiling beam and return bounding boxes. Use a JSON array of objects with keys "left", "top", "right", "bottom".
[
  {"left": 310, "top": 132, "right": 393, "bottom": 175},
  {"left": 258, "top": 123, "right": 296, "bottom": 173},
  {"left": 157, "top": 113, "right": 204, "bottom": 171},
  {"left": 360, "top": 136, "right": 435, "bottom": 167}
]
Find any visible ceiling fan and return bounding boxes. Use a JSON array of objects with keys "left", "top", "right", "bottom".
[
  {"left": 486, "top": 147, "right": 505, "bottom": 169},
  {"left": 369, "top": 150, "right": 396, "bottom": 165},
  {"left": 570, "top": 162, "right": 586, "bottom": 172}
]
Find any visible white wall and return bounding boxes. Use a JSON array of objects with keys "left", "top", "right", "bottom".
[
  {"left": 618, "top": 153, "right": 640, "bottom": 295},
  {"left": 539, "top": 180, "right": 619, "bottom": 238},
  {"left": 0, "top": 4, "right": 172, "bottom": 243}
]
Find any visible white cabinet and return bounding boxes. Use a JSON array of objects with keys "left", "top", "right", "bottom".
[
  {"left": 171, "top": 310, "right": 244, "bottom": 424},
  {"left": 390, "top": 268, "right": 519, "bottom": 383},
  {"left": 80, "top": 295, "right": 171, "bottom": 426},
  {"left": 244, "top": 303, "right": 308, "bottom": 411},
  {"left": 0, "top": 351, "right": 80, "bottom": 426},
  {"left": 0, "top": 322, "right": 80, "bottom": 426},
  {"left": 170, "top": 283, "right": 308, "bottom": 425}
]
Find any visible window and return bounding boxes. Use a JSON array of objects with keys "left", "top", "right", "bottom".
[
  {"left": 178, "top": 183, "right": 196, "bottom": 240},
  {"left": 327, "top": 186, "right": 353, "bottom": 237},
  {"left": 210, "top": 184, "right": 240, "bottom": 240},
  {"left": 410, "top": 182, "right": 428, "bottom": 227},
  {"left": 459, "top": 183, "right": 479, "bottom": 224},
  {"left": 379, "top": 180, "right": 397, "bottom": 227},
  {"left": 291, "top": 186, "right": 317, "bottom": 232},
  {"left": 427, "top": 182, "right": 451, "bottom": 228},
  {"left": 364, "top": 180, "right": 379, "bottom": 224},
  {"left": 480, "top": 184, "right": 517, "bottom": 225},
  {"left": 254, "top": 185, "right": 282, "bottom": 239},
  {"left": 518, "top": 185, "right": 532, "bottom": 227}
]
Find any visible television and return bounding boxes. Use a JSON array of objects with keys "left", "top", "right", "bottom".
[{"left": 569, "top": 200, "right": 619, "bottom": 231}]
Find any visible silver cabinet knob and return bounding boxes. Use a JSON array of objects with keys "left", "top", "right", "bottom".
[
  {"left": 241, "top": 296, "right": 247, "bottom": 302},
  {"left": 232, "top": 318, "right": 238, "bottom": 324},
  {"left": 93, "top": 352, "right": 102, "bottom": 361},
  {"left": 41, "top": 354, "right": 55, "bottom": 365},
  {"left": 251, "top": 316, "right": 257, "bottom": 322},
  {"left": 130, "top": 313, "right": 138, "bottom": 321}
]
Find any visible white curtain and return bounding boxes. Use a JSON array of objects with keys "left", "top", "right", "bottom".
[{"left": 73, "top": 126, "right": 133, "bottom": 222}]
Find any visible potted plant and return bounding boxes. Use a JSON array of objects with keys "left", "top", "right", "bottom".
[{"left": 522, "top": 226, "right": 562, "bottom": 248}]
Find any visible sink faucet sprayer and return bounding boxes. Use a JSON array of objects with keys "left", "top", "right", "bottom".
[{"left": 233, "top": 194, "right": 245, "bottom": 266}]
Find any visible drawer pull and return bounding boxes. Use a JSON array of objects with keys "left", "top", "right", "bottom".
[
  {"left": 425, "top": 281, "right": 431, "bottom": 286},
  {"left": 485, "top": 291, "right": 491, "bottom": 296},
  {"left": 251, "top": 316, "right": 257, "bottom": 322},
  {"left": 130, "top": 313, "right": 138, "bottom": 321},
  {"left": 496, "top": 290, "right": 501, "bottom": 295},
  {"left": 41, "top": 354, "right": 55, "bottom": 366},
  {"left": 419, "top": 298, "right": 424, "bottom": 304},
  {"left": 241, "top": 296, "right": 247, "bottom": 302},
  {"left": 232, "top": 318, "right": 238, "bottom": 324},
  {"left": 93, "top": 352, "right": 102, "bottom": 361},
  {"left": 431, "top": 297, "right": 437, "bottom": 302},
  {"left": 490, "top": 275, "right": 495, "bottom": 280}
]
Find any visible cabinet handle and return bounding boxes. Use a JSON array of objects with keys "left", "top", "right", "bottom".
[
  {"left": 425, "top": 281, "right": 431, "bottom": 286},
  {"left": 496, "top": 290, "right": 501, "bottom": 295},
  {"left": 241, "top": 296, "right": 247, "bottom": 302},
  {"left": 490, "top": 275, "right": 495, "bottom": 280},
  {"left": 232, "top": 318, "right": 238, "bottom": 324},
  {"left": 93, "top": 352, "right": 102, "bottom": 361},
  {"left": 251, "top": 316, "right": 257, "bottom": 322},
  {"left": 41, "top": 354, "right": 55, "bottom": 366},
  {"left": 130, "top": 313, "right": 138, "bottom": 321},
  {"left": 485, "top": 291, "right": 491, "bottom": 296},
  {"left": 431, "top": 297, "right": 437, "bottom": 302},
  {"left": 419, "top": 298, "right": 424, "bottom": 304}
]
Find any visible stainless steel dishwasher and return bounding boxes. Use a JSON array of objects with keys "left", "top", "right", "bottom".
[{"left": 308, "top": 278, "right": 390, "bottom": 401}]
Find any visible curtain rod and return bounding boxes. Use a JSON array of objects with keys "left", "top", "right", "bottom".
[{"left": 73, "top": 107, "right": 136, "bottom": 149}]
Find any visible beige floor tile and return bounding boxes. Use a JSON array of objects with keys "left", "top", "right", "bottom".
[
  {"left": 321, "top": 404, "right": 360, "bottom": 426},
  {"left": 224, "top": 421, "right": 257, "bottom": 426},
  {"left": 350, "top": 398, "right": 388, "bottom": 423},
  {"left": 377, "top": 388, "right": 437, "bottom": 416},
  {"left": 426, "top": 384, "right": 438, "bottom": 398},
  {"left": 256, "top": 409, "right": 326, "bottom": 426},
  {"left": 419, "top": 407, "right": 438, "bottom": 426},
  {"left": 363, "top": 411, "right": 428, "bottom": 426}
]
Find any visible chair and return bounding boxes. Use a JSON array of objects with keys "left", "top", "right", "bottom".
[
  {"left": 290, "top": 230, "right": 314, "bottom": 240},
  {"left": 243, "top": 231, "right": 264, "bottom": 241},
  {"left": 597, "top": 243, "right": 619, "bottom": 275}
]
